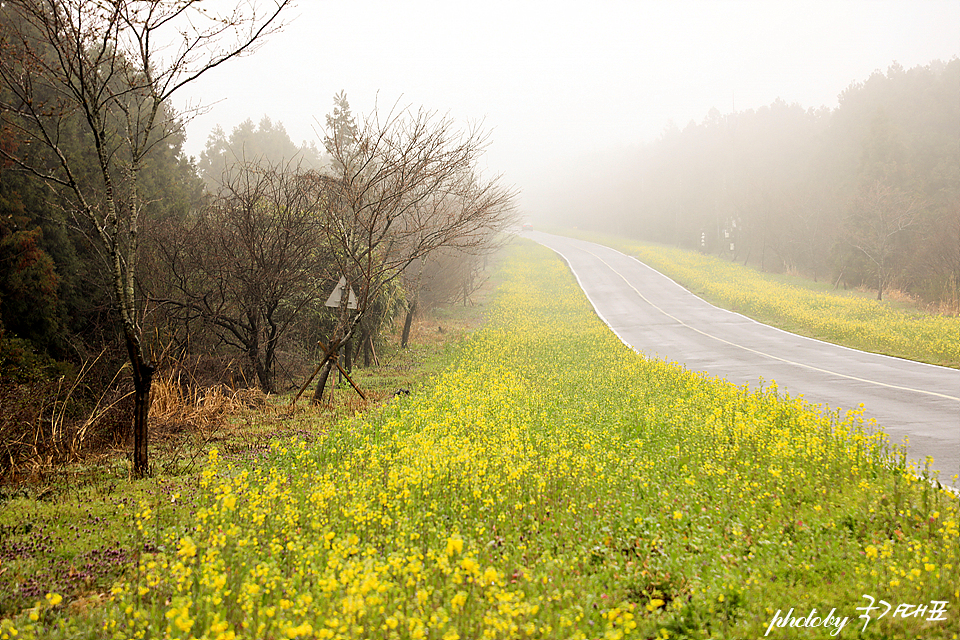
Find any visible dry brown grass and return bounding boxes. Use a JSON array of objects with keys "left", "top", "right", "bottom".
[
  {"left": 146, "top": 370, "right": 273, "bottom": 475},
  {"left": 852, "top": 284, "right": 958, "bottom": 315},
  {"left": 878, "top": 286, "right": 923, "bottom": 307},
  {"left": 0, "top": 352, "right": 134, "bottom": 477},
  {"left": 149, "top": 370, "right": 265, "bottom": 439},
  {"left": 0, "top": 287, "right": 496, "bottom": 481},
  {"left": 0, "top": 359, "right": 266, "bottom": 478}
]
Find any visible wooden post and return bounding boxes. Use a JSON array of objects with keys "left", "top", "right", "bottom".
[{"left": 290, "top": 338, "right": 366, "bottom": 408}]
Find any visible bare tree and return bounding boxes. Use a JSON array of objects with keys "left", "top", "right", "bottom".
[
  {"left": 846, "top": 179, "right": 923, "bottom": 300},
  {"left": 0, "top": 0, "right": 292, "bottom": 476},
  {"left": 400, "top": 232, "right": 506, "bottom": 348},
  {"left": 296, "top": 100, "right": 517, "bottom": 404},
  {"left": 920, "top": 198, "right": 960, "bottom": 313},
  {"left": 157, "top": 161, "right": 329, "bottom": 393}
]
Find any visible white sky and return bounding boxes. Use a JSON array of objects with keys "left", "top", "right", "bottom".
[{"left": 179, "top": 0, "right": 960, "bottom": 220}]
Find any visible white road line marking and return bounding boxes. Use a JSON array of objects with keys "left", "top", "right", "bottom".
[{"left": 578, "top": 246, "right": 960, "bottom": 403}]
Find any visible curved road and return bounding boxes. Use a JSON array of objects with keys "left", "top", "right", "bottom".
[{"left": 528, "top": 231, "right": 960, "bottom": 486}]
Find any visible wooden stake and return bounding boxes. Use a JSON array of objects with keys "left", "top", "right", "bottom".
[{"left": 290, "top": 339, "right": 367, "bottom": 407}]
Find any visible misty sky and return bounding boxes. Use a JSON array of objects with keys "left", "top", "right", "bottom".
[{"left": 179, "top": 0, "right": 960, "bottom": 220}]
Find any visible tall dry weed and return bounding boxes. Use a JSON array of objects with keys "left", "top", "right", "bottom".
[
  {"left": 0, "top": 350, "right": 267, "bottom": 478},
  {"left": 149, "top": 370, "right": 265, "bottom": 440},
  {"left": 0, "top": 351, "right": 132, "bottom": 477}
]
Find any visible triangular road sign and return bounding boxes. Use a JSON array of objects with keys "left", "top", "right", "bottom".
[{"left": 325, "top": 276, "right": 358, "bottom": 309}]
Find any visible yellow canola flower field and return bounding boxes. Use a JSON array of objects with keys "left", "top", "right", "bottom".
[
  {"left": 568, "top": 231, "right": 960, "bottom": 368},
  {"left": 7, "top": 242, "right": 956, "bottom": 640}
]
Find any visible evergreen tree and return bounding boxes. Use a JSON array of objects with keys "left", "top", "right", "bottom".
[{"left": 197, "top": 116, "right": 322, "bottom": 192}]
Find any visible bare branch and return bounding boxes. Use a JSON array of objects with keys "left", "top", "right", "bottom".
[
  {"left": 0, "top": 0, "right": 294, "bottom": 475},
  {"left": 298, "top": 95, "right": 518, "bottom": 403}
]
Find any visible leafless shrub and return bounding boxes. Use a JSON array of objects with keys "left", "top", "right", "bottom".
[{"left": 0, "top": 355, "right": 132, "bottom": 478}]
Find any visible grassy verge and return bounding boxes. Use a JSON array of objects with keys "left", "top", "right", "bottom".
[
  {"left": 550, "top": 228, "right": 960, "bottom": 368},
  {"left": 0, "top": 291, "right": 488, "bottom": 633},
  {"left": 5, "top": 240, "right": 956, "bottom": 640}
]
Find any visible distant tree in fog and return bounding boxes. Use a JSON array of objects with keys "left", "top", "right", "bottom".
[
  {"left": 845, "top": 179, "right": 922, "bottom": 300},
  {"left": 921, "top": 198, "right": 960, "bottom": 313},
  {"left": 573, "top": 59, "right": 958, "bottom": 308},
  {"left": 843, "top": 108, "right": 925, "bottom": 301},
  {"left": 198, "top": 116, "right": 323, "bottom": 192},
  {"left": 324, "top": 91, "right": 358, "bottom": 174}
]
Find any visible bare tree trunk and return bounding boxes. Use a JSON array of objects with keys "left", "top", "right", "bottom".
[
  {"left": 343, "top": 336, "right": 353, "bottom": 372},
  {"left": 360, "top": 328, "right": 371, "bottom": 368},
  {"left": 462, "top": 271, "right": 472, "bottom": 306},
  {"left": 401, "top": 301, "right": 416, "bottom": 348},
  {"left": 834, "top": 265, "right": 846, "bottom": 290},
  {"left": 312, "top": 329, "right": 351, "bottom": 403},
  {"left": 254, "top": 360, "right": 272, "bottom": 394},
  {"left": 126, "top": 339, "right": 155, "bottom": 477},
  {"left": 402, "top": 258, "right": 424, "bottom": 349},
  {"left": 247, "top": 321, "right": 273, "bottom": 393},
  {"left": 312, "top": 358, "right": 334, "bottom": 404}
]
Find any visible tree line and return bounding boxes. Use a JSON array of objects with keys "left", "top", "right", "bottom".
[
  {"left": 0, "top": 1, "right": 515, "bottom": 476},
  {"left": 557, "top": 59, "right": 959, "bottom": 310}
]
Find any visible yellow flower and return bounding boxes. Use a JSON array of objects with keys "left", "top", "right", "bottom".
[
  {"left": 177, "top": 536, "right": 197, "bottom": 559},
  {"left": 446, "top": 536, "right": 464, "bottom": 556},
  {"left": 284, "top": 623, "right": 313, "bottom": 638}
]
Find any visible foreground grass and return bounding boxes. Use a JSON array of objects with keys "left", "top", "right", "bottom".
[
  {"left": 4, "top": 242, "right": 958, "bottom": 639},
  {"left": 554, "top": 229, "right": 960, "bottom": 368},
  {"left": 0, "top": 306, "right": 482, "bottom": 630}
]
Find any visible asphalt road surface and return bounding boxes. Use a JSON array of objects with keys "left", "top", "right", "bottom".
[{"left": 527, "top": 231, "right": 960, "bottom": 486}]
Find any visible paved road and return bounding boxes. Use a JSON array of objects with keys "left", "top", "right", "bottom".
[{"left": 528, "top": 231, "right": 960, "bottom": 486}]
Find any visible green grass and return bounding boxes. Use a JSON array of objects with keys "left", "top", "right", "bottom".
[
  {"left": 0, "top": 464, "right": 193, "bottom": 618},
  {"left": 551, "top": 228, "right": 960, "bottom": 368},
  {"left": 4, "top": 241, "right": 956, "bottom": 640},
  {"left": 0, "top": 295, "right": 489, "bottom": 632}
]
